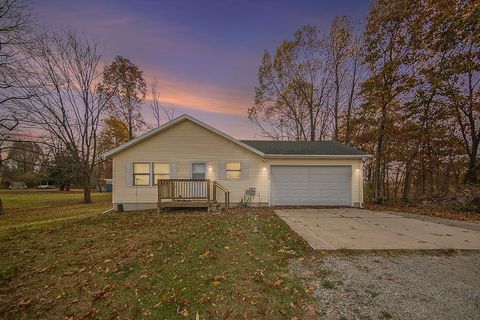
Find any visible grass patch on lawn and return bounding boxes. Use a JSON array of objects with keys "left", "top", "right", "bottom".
[
  {"left": 0, "top": 191, "right": 315, "bottom": 319},
  {"left": 0, "top": 190, "right": 112, "bottom": 230},
  {"left": 366, "top": 202, "right": 480, "bottom": 223}
]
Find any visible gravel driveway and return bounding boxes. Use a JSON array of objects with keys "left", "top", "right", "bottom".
[{"left": 290, "top": 252, "right": 480, "bottom": 320}]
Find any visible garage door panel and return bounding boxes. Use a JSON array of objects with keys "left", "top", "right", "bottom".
[{"left": 271, "top": 165, "right": 351, "bottom": 206}]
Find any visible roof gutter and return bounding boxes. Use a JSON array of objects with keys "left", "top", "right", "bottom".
[{"left": 264, "top": 154, "right": 373, "bottom": 159}]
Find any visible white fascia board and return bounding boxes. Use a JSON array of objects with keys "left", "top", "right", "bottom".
[
  {"left": 185, "top": 116, "right": 265, "bottom": 157},
  {"left": 103, "top": 114, "right": 265, "bottom": 158},
  {"left": 264, "top": 154, "right": 372, "bottom": 159}
]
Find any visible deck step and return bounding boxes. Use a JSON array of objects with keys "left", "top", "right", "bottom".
[{"left": 158, "top": 200, "right": 221, "bottom": 212}]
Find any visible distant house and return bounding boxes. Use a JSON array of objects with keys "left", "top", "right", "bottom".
[{"left": 105, "top": 115, "right": 371, "bottom": 211}]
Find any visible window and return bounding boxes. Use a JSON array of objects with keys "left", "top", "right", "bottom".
[
  {"left": 192, "top": 162, "right": 206, "bottom": 180},
  {"left": 133, "top": 163, "right": 150, "bottom": 186},
  {"left": 226, "top": 162, "right": 242, "bottom": 179},
  {"left": 153, "top": 163, "right": 170, "bottom": 185}
]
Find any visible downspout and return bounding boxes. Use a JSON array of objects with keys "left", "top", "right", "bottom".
[
  {"left": 263, "top": 157, "right": 270, "bottom": 207},
  {"left": 360, "top": 159, "right": 365, "bottom": 208},
  {"left": 99, "top": 208, "right": 114, "bottom": 215}
]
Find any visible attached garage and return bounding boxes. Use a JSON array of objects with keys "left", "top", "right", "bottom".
[
  {"left": 106, "top": 115, "right": 370, "bottom": 211},
  {"left": 270, "top": 165, "right": 352, "bottom": 206}
]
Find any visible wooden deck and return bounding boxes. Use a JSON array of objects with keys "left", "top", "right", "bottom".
[
  {"left": 159, "top": 200, "right": 213, "bottom": 208},
  {"left": 158, "top": 179, "right": 229, "bottom": 212}
]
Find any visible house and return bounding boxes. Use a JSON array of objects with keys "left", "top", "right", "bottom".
[{"left": 104, "top": 114, "right": 371, "bottom": 211}]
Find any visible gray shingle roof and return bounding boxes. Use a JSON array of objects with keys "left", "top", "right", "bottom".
[{"left": 240, "top": 140, "right": 369, "bottom": 156}]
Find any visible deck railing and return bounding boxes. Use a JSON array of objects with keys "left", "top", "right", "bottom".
[
  {"left": 213, "top": 181, "right": 230, "bottom": 210},
  {"left": 158, "top": 179, "right": 210, "bottom": 201},
  {"left": 158, "top": 179, "right": 230, "bottom": 211}
]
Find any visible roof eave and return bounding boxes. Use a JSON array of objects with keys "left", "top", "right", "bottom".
[
  {"left": 103, "top": 117, "right": 184, "bottom": 157},
  {"left": 264, "top": 154, "right": 372, "bottom": 159},
  {"left": 103, "top": 114, "right": 265, "bottom": 158}
]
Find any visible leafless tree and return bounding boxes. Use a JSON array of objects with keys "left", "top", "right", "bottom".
[
  {"left": 16, "top": 30, "right": 115, "bottom": 203},
  {"left": 249, "top": 25, "right": 334, "bottom": 141},
  {"left": 0, "top": 115, "right": 18, "bottom": 214},
  {"left": 343, "top": 41, "right": 362, "bottom": 146},
  {"left": 150, "top": 79, "right": 174, "bottom": 127},
  {"left": 0, "top": 0, "right": 36, "bottom": 214},
  {"left": 327, "top": 16, "right": 354, "bottom": 141},
  {"left": 325, "top": 16, "right": 364, "bottom": 145},
  {"left": 0, "top": 0, "right": 37, "bottom": 107}
]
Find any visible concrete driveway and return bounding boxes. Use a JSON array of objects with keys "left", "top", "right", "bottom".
[{"left": 275, "top": 208, "right": 480, "bottom": 250}]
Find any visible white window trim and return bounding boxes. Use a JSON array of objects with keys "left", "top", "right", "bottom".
[
  {"left": 191, "top": 161, "right": 207, "bottom": 180},
  {"left": 152, "top": 162, "right": 171, "bottom": 185},
  {"left": 225, "top": 161, "right": 242, "bottom": 180},
  {"left": 133, "top": 162, "right": 151, "bottom": 187}
]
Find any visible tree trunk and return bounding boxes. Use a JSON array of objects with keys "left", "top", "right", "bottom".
[
  {"left": 402, "top": 161, "right": 413, "bottom": 203},
  {"left": 383, "top": 159, "right": 389, "bottom": 200},
  {"left": 333, "top": 64, "right": 340, "bottom": 141},
  {"left": 464, "top": 152, "right": 478, "bottom": 184},
  {"left": 344, "top": 60, "right": 357, "bottom": 146},
  {"left": 309, "top": 108, "right": 315, "bottom": 141},
  {"left": 442, "top": 164, "right": 451, "bottom": 196},
  {"left": 0, "top": 197, "right": 4, "bottom": 215},
  {"left": 373, "top": 106, "right": 387, "bottom": 202},
  {"left": 83, "top": 174, "right": 91, "bottom": 203},
  {"left": 128, "top": 105, "right": 134, "bottom": 140},
  {"left": 393, "top": 166, "right": 401, "bottom": 201}
]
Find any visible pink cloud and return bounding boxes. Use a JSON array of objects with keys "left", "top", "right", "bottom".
[
  {"left": 143, "top": 71, "right": 252, "bottom": 116},
  {"left": 34, "top": 1, "right": 257, "bottom": 117}
]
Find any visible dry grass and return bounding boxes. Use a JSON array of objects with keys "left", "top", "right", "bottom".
[
  {"left": 0, "top": 191, "right": 315, "bottom": 319},
  {"left": 367, "top": 202, "right": 480, "bottom": 224},
  {"left": 0, "top": 190, "right": 112, "bottom": 230}
]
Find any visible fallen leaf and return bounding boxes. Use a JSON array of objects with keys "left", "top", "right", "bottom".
[
  {"left": 272, "top": 278, "right": 284, "bottom": 287},
  {"left": 18, "top": 298, "right": 31, "bottom": 306}
]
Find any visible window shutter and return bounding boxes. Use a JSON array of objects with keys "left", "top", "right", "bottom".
[
  {"left": 219, "top": 161, "right": 226, "bottom": 180},
  {"left": 241, "top": 161, "right": 249, "bottom": 180},
  {"left": 126, "top": 162, "right": 133, "bottom": 186},
  {"left": 188, "top": 161, "right": 193, "bottom": 178},
  {"left": 149, "top": 162, "right": 153, "bottom": 186},
  {"left": 169, "top": 162, "right": 177, "bottom": 179}
]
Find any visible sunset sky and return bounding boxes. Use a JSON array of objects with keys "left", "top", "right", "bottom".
[{"left": 34, "top": 0, "right": 371, "bottom": 139}]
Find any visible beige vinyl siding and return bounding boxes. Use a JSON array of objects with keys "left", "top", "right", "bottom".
[
  {"left": 112, "top": 119, "right": 268, "bottom": 206},
  {"left": 112, "top": 118, "right": 363, "bottom": 208}
]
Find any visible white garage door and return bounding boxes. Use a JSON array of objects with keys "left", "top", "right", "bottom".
[{"left": 270, "top": 165, "right": 352, "bottom": 206}]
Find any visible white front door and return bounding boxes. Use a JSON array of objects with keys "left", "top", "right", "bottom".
[{"left": 191, "top": 162, "right": 207, "bottom": 198}]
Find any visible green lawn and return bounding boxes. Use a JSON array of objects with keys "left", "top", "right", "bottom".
[
  {"left": 0, "top": 190, "right": 112, "bottom": 230},
  {"left": 0, "top": 190, "right": 315, "bottom": 319}
]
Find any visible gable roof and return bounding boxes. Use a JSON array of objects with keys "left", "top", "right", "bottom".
[
  {"left": 104, "top": 114, "right": 371, "bottom": 159},
  {"left": 103, "top": 114, "right": 265, "bottom": 157},
  {"left": 241, "top": 140, "right": 369, "bottom": 158}
]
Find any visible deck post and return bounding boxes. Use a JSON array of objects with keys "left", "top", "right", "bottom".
[
  {"left": 158, "top": 179, "right": 162, "bottom": 213},
  {"left": 213, "top": 181, "right": 217, "bottom": 203},
  {"left": 207, "top": 180, "right": 211, "bottom": 213}
]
